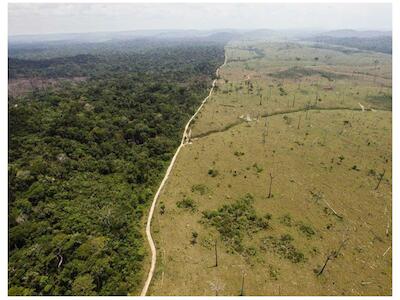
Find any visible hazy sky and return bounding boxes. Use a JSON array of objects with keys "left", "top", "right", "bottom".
[{"left": 9, "top": 3, "right": 392, "bottom": 36}]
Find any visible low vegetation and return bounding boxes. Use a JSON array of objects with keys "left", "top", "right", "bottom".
[
  {"left": 151, "top": 38, "right": 391, "bottom": 296},
  {"left": 261, "top": 234, "right": 306, "bottom": 263},
  {"left": 176, "top": 196, "right": 198, "bottom": 213},
  {"left": 201, "top": 194, "right": 270, "bottom": 253}
]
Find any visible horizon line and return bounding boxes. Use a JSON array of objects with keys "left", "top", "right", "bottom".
[{"left": 9, "top": 27, "right": 393, "bottom": 38}]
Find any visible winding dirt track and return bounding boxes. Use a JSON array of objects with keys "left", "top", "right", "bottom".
[
  {"left": 140, "top": 52, "right": 227, "bottom": 296},
  {"left": 191, "top": 106, "right": 389, "bottom": 140}
]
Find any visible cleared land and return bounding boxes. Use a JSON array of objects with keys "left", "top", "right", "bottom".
[{"left": 149, "top": 41, "right": 392, "bottom": 296}]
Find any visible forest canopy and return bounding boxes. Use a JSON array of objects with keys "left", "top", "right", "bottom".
[{"left": 8, "top": 37, "right": 225, "bottom": 295}]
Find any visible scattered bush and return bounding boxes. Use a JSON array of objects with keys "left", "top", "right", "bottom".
[
  {"left": 280, "top": 214, "right": 292, "bottom": 227},
  {"left": 191, "top": 184, "right": 208, "bottom": 195},
  {"left": 268, "top": 264, "right": 280, "bottom": 280},
  {"left": 159, "top": 202, "right": 166, "bottom": 215},
  {"left": 252, "top": 163, "right": 264, "bottom": 173},
  {"left": 201, "top": 194, "right": 271, "bottom": 253},
  {"left": 234, "top": 151, "right": 245, "bottom": 157},
  {"left": 176, "top": 196, "right": 197, "bottom": 213},
  {"left": 208, "top": 169, "right": 219, "bottom": 177},
  {"left": 190, "top": 231, "right": 198, "bottom": 245},
  {"left": 261, "top": 234, "right": 305, "bottom": 263},
  {"left": 298, "top": 223, "right": 315, "bottom": 238},
  {"left": 283, "top": 115, "right": 292, "bottom": 125}
]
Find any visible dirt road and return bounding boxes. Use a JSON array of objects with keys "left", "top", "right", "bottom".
[{"left": 140, "top": 52, "right": 227, "bottom": 296}]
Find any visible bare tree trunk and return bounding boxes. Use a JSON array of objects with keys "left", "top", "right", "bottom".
[
  {"left": 297, "top": 115, "right": 302, "bottom": 129},
  {"left": 375, "top": 169, "right": 386, "bottom": 190},
  {"left": 267, "top": 172, "right": 274, "bottom": 198},
  {"left": 262, "top": 130, "right": 266, "bottom": 144},
  {"left": 240, "top": 272, "right": 245, "bottom": 296},
  {"left": 214, "top": 240, "right": 218, "bottom": 267},
  {"left": 317, "top": 238, "right": 348, "bottom": 276}
]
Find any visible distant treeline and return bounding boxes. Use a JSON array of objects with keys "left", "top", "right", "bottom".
[
  {"left": 8, "top": 34, "right": 234, "bottom": 60},
  {"left": 306, "top": 35, "right": 392, "bottom": 54},
  {"left": 9, "top": 39, "right": 226, "bottom": 81}
]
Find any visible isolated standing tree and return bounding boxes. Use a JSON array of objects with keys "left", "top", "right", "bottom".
[
  {"left": 375, "top": 169, "right": 386, "bottom": 190},
  {"left": 214, "top": 239, "right": 218, "bottom": 267},
  {"left": 305, "top": 103, "right": 310, "bottom": 120},
  {"left": 209, "top": 279, "right": 225, "bottom": 296},
  {"left": 317, "top": 238, "right": 348, "bottom": 276},
  {"left": 267, "top": 172, "right": 274, "bottom": 198},
  {"left": 262, "top": 124, "right": 267, "bottom": 144},
  {"left": 239, "top": 272, "right": 246, "bottom": 296},
  {"left": 297, "top": 114, "right": 302, "bottom": 129}
]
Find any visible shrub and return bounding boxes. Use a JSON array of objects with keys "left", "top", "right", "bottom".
[
  {"left": 261, "top": 234, "right": 305, "bottom": 263},
  {"left": 201, "top": 194, "right": 271, "bottom": 253},
  {"left": 208, "top": 169, "right": 219, "bottom": 177},
  {"left": 190, "top": 231, "right": 198, "bottom": 245},
  {"left": 298, "top": 223, "right": 315, "bottom": 238},
  {"left": 252, "top": 163, "right": 264, "bottom": 173},
  {"left": 176, "top": 196, "right": 197, "bottom": 213},
  {"left": 191, "top": 184, "right": 208, "bottom": 195},
  {"left": 283, "top": 115, "right": 292, "bottom": 125},
  {"left": 268, "top": 264, "right": 280, "bottom": 281},
  {"left": 280, "top": 214, "right": 292, "bottom": 227},
  {"left": 234, "top": 151, "right": 245, "bottom": 157},
  {"left": 159, "top": 202, "right": 166, "bottom": 215}
]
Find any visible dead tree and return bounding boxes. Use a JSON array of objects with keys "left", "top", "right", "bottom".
[
  {"left": 292, "top": 95, "right": 296, "bottom": 107},
  {"left": 262, "top": 127, "right": 267, "bottom": 144},
  {"left": 209, "top": 279, "right": 225, "bottom": 296},
  {"left": 267, "top": 172, "right": 274, "bottom": 198},
  {"left": 239, "top": 272, "right": 245, "bottom": 296},
  {"left": 375, "top": 169, "right": 386, "bottom": 190},
  {"left": 317, "top": 238, "right": 348, "bottom": 276},
  {"left": 214, "top": 240, "right": 218, "bottom": 267},
  {"left": 263, "top": 120, "right": 269, "bottom": 144},
  {"left": 297, "top": 115, "right": 302, "bottom": 129}
]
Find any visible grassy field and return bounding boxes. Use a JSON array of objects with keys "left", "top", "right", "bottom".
[{"left": 149, "top": 40, "right": 392, "bottom": 296}]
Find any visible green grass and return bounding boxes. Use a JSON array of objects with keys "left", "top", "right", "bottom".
[{"left": 150, "top": 39, "right": 392, "bottom": 296}]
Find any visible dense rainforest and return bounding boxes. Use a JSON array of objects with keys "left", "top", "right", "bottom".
[{"left": 8, "top": 38, "right": 225, "bottom": 295}]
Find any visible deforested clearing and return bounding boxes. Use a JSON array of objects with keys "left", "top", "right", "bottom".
[{"left": 150, "top": 39, "right": 392, "bottom": 296}]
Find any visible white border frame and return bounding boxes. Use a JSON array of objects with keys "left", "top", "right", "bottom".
[{"left": 2, "top": 1, "right": 397, "bottom": 299}]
